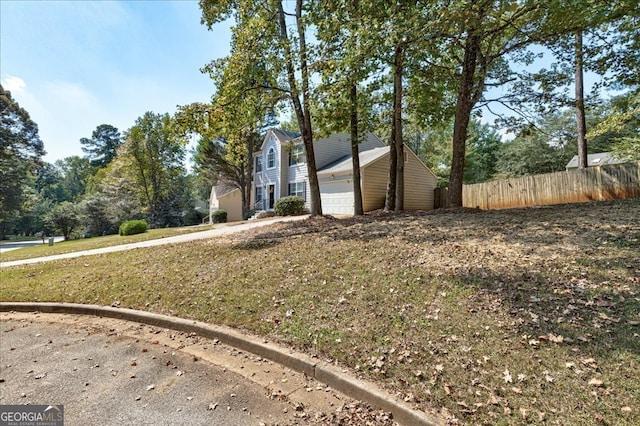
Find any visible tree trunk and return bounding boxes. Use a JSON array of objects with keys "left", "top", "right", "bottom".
[
  {"left": 393, "top": 45, "right": 404, "bottom": 212},
  {"left": 385, "top": 45, "right": 405, "bottom": 211},
  {"left": 449, "top": 33, "right": 481, "bottom": 208},
  {"left": 241, "top": 132, "right": 256, "bottom": 219},
  {"left": 385, "top": 128, "right": 397, "bottom": 210},
  {"left": 277, "top": 0, "right": 322, "bottom": 216},
  {"left": 350, "top": 83, "right": 364, "bottom": 216},
  {"left": 575, "top": 30, "right": 588, "bottom": 169}
]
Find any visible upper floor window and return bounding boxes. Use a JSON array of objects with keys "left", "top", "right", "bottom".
[
  {"left": 255, "top": 156, "right": 263, "bottom": 173},
  {"left": 267, "top": 147, "right": 276, "bottom": 169},
  {"left": 289, "top": 144, "right": 305, "bottom": 166}
]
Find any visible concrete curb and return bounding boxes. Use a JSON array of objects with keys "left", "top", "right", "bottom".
[{"left": 0, "top": 302, "right": 443, "bottom": 426}]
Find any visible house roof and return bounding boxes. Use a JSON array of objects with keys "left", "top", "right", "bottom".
[
  {"left": 318, "top": 146, "right": 389, "bottom": 176},
  {"left": 212, "top": 181, "right": 238, "bottom": 198},
  {"left": 566, "top": 152, "right": 626, "bottom": 169},
  {"left": 257, "top": 128, "right": 300, "bottom": 152}
]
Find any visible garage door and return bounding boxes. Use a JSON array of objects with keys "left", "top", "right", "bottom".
[{"left": 320, "top": 180, "right": 354, "bottom": 215}]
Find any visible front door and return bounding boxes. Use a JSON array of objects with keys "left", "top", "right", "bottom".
[{"left": 268, "top": 184, "right": 275, "bottom": 209}]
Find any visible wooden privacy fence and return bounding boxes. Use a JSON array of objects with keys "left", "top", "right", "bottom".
[{"left": 435, "top": 162, "right": 640, "bottom": 210}]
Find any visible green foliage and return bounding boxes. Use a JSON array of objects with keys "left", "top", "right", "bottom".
[
  {"left": 588, "top": 92, "right": 640, "bottom": 161},
  {"left": 119, "top": 219, "right": 148, "bottom": 236},
  {"left": 496, "top": 135, "right": 565, "bottom": 177},
  {"left": 463, "top": 121, "right": 503, "bottom": 184},
  {"left": 46, "top": 201, "right": 82, "bottom": 241},
  {"left": 80, "top": 124, "right": 123, "bottom": 169},
  {"left": 120, "top": 112, "right": 188, "bottom": 227},
  {"left": 211, "top": 209, "right": 227, "bottom": 224},
  {"left": 0, "top": 84, "right": 45, "bottom": 223},
  {"left": 274, "top": 196, "right": 305, "bottom": 216}
]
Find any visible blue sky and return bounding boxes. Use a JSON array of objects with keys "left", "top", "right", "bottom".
[{"left": 1, "top": 0, "right": 231, "bottom": 163}]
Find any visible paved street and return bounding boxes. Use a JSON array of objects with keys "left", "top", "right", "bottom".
[{"left": 0, "top": 312, "right": 353, "bottom": 425}]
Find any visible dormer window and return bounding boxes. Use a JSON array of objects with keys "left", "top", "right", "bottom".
[
  {"left": 289, "top": 144, "right": 305, "bottom": 166},
  {"left": 267, "top": 147, "right": 276, "bottom": 169}
]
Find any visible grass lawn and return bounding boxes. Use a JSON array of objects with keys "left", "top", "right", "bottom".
[
  {"left": 2, "top": 199, "right": 639, "bottom": 425},
  {"left": 0, "top": 223, "right": 215, "bottom": 262}
]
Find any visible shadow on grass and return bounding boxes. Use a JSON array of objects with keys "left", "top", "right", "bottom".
[{"left": 454, "top": 254, "right": 639, "bottom": 357}]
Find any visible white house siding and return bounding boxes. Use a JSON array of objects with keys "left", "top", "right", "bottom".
[
  {"left": 404, "top": 148, "right": 438, "bottom": 210},
  {"left": 258, "top": 134, "right": 282, "bottom": 209}
]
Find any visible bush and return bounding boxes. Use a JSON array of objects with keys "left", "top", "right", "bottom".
[
  {"left": 211, "top": 209, "right": 227, "bottom": 224},
  {"left": 274, "top": 196, "right": 306, "bottom": 216},
  {"left": 119, "top": 220, "right": 148, "bottom": 236}
]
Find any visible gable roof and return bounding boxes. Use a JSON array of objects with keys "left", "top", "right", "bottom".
[
  {"left": 318, "top": 146, "right": 389, "bottom": 176},
  {"left": 566, "top": 152, "right": 626, "bottom": 169},
  {"left": 212, "top": 181, "right": 238, "bottom": 198},
  {"left": 272, "top": 128, "right": 300, "bottom": 140},
  {"left": 258, "top": 128, "right": 300, "bottom": 151}
]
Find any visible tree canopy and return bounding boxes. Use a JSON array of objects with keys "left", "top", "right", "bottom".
[
  {"left": 0, "top": 84, "right": 45, "bottom": 225},
  {"left": 80, "top": 124, "right": 123, "bottom": 169}
]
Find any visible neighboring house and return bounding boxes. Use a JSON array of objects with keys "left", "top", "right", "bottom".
[
  {"left": 209, "top": 183, "right": 243, "bottom": 222},
  {"left": 566, "top": 152, "right": 626, "bottom": 170},
  {"left": 251, "top": 128, "right": 438, "bottom": 215}
]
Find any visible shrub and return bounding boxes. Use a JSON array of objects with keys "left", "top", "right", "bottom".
[
  {"left": 211, "top": 209, "right": 227, "bottom": 224},
  {"left": 274, "top": 196, "right": 305, "bottom": 216},
  {"left": 119, "top": 220, "right": 148, "bottom": 236}
]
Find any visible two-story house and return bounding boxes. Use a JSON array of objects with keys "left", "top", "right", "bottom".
[{"left": 250, "top": 128, "right": 438, "bottom": 215}]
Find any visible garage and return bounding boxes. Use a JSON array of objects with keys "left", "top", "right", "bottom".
[{"left": 320, "top": 179, "right": 355, "bottom": 215}]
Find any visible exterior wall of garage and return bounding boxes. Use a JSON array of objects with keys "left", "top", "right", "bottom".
[
  {"left": 403, "top": 148, "right": 438, "bottom": 210},
  {"left": 361, "top": 158, "right": 388, "bottom": 212}
]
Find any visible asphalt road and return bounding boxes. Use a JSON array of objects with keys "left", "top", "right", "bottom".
[
  {"left": 0, "top": 312, "right": 356, "bottom": 426},
  {"left": 0, "top": 237, "right": 65, "bottom": 253}
]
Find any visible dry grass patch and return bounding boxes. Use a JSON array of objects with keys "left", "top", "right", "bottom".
[{"left": 2, "top": 199, "right": 639, "bottom": 425}]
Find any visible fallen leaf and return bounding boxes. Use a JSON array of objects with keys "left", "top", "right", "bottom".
[
  {"left": 621, "top": 406, "right": 632, "bottom": 413},
  {"left": 503, "top": 369, "right": 513, "bottom": 383},
  {"left": 548, "top": 334, "right": 564, "bottom": 344},
  {"left": 588, "top": 378, "right": 604, "bottom": 387},
  {"left": 487, "top": 394, "right": 500, "bottom": 405},
  {"left": 147, "top": 384, "right": 155, "bottom": 391}
]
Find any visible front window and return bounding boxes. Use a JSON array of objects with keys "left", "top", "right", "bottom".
[
  {"left": 255, "top": 156, "right": 263, "bottom": 173},
  {"left": 288, "top": 181, "right": 306, "bottom": 200},
  {"left": 267, "top": 147, "right": 276, "bottom": 169},
  {"left": 289, "top": 144, "right": 305, "bottom": 166}
]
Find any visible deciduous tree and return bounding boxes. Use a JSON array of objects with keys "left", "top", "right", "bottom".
[{"left": 0, "top": 84, "right": 45, "bottom": 225}]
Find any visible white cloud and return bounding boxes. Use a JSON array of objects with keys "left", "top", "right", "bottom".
[
  {"left": 44, "top": 80, "right": 98, "bottom": 109},
  {"left": 2, "top": 75, "right": 27, "bottom": 93}
]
